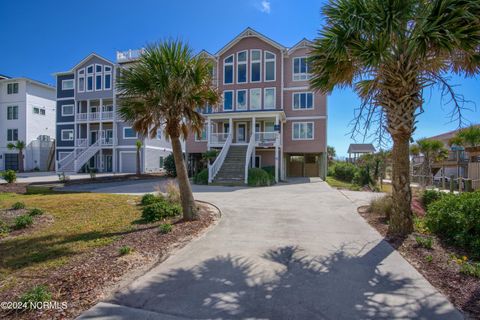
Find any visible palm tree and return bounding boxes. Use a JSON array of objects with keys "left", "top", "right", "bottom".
[
  {"left": 117, "top": 40, "right": 220, "bottom": 220},
  {"left": 327, "top": 146, "right": 336, "bottom": 163},
  {"left": 410, "top": 139, "right": 448, "bottom": 186},
  {"left": 135, "top": 140, "right": 142, "bottom": 176},
  {"left": 450, "top": 125, "right": 480, "bottom": 150},
  {"left": 310, "top": 0, "right": 480, "bottom": 236},
  {"left": 7, "top": 140, "right": 26, "bottom": 172}
]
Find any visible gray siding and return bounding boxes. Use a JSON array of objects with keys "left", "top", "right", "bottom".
[
  {"left": 57, "top": 99, "right": 75, "bottom": 123},
  {"left": 116, "top": 121, "right": 141, "bottom": 146},
  {"left": 145, "top": 147, "right": 170, "bottom": 172},
  {"left": 57, "top": 124, "right": 74, "bottom": 147},
  {"left": 75, "top": 56, "right": 115, "bottom": 101},
  {"left": 56, "top": 74, "right": 74, "bottom": 99}
]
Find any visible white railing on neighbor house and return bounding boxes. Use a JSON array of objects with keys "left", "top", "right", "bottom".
[
  {"left": 255, "top": 132, "right": 278, "bottom": 146},
  {"left": 76, "top": 138, "right": 88, "bottom": 147},
  {"left": 117, "top": 49, "right": 145, "bottom": 62},
  {"left": 76, "top": 111, "right": 114, "bottom": 122},
  {"left": 74, "top": 139, "right": 101, "bottom": 172},
  {"left": 244, "top": 133, "right": 256, "bottom": 184},
  {"left": 209, "top": 133, "right": 230, "bottom": 147},
  {"left": 208, "top": 132, "right": 232, "bottom": 183},
  {"left": 76, "top": 113, "right": 88, "bottom": 121}
]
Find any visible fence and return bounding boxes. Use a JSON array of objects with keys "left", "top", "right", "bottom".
[{"left": 468, "top": 162, "right": 480, "bottom": 190}]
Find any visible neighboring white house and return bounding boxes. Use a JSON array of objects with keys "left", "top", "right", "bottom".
[{"left": 0, "top": 75, "right": 56, "bottom": 171}]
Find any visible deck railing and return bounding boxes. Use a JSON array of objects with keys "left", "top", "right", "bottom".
[
  {"left": 244, "top": 133, "right": 256, "bottom": 184},
  {"left": 209, "top": 132, "right": 230, "bottom": 146},
  {"left": 255, "top": 132, "right": 278, "bottom": 146},
  {"left": 208, "top": 132, "right": 232, "bottom": 183}
]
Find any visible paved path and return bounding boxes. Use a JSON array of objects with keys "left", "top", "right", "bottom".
[{"left": 75, "top": 179, "right": 461, "bottom": 320}]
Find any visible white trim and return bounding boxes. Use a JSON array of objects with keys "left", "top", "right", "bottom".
[
  {"left": 123, "top": 127, "right": 138, "bottom": 139},
  {"left": 95, "top": 64, "right": 103, "bottom": 91},
  {"left": 249, "top": 88, "right": 261, "bottom": 110},
  {"left": 61, "top": 129, "right": 74, "bottom": 141},
  {"left": 284, "top": 86, "right": 310, "bottom": 91},
  {"left": 286, "top": 116, "right": 326, "bottom": 120},
  {"left": 56, "top": 121, "right": 75, "bottom": 125},
  {"left": 292, "top": 92, "right": 314, "bottom": 110},
  {"left": 61, "top": 79, "right": 74, "bottom": 91},
  {"left": 223, "top": 54, "right": 234, "bottom": 85},
  {"left": 86, "top": 64, "right": 94, "bottom": 92},
  {"left": 236, "top": 50, "right": 248, "bottom": 84},
  {"left": 223, "top": 90, "right": 234, "bottom": 111},
  {"left": 250, "top": 49, "right": 262, "bottom": 83},
  {"left": 104, "top": 66, "right": 112, "bottom": 90},
  {"left": 287, "top": 38, "right": 313, "bottom": 54},
  {"left": 144, "top": 146, "right": 174, "bottom": 152},
  {"left": 61, "top": 104, "right": 75, "bottom": 116},
  {"left": 77, "top": 68, "right": 85, "bottom": 93},
  {"left": 264, "top": 51, "right": 276, "bottom": 82},
  {"left": 263, "top": 87, "right": 276, "bottom": 110},
  {"left": 56, "top": 146, "right": 75, "bottom": 150},
  {"left": 236, "top": 89, "right": 248, "bottom": 111},
  {"left": 236, "top": 122, "right": 247, "bottom": 143},
  {"left": 57, "top": 97, "right": 75, "bottom": 101},
  {"left": 215, "top": 27, "right": 286, "bottom": 56},
  {"left": 292, "top": 121, "right": 314, "bottom": 140},
  {"left": 115, "top": 145, "right": 142, "bottom": 149},
  {"left": 58, "top": 151, "right": 71, "bottom": 160},
  {"left": 292, "top": 56, "right": 311, "bottom": 81}
]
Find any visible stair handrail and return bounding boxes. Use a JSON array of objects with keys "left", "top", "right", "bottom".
[
  {"left": 58, "top": 149, "right": 75, "bottom": 169},
  {"left": 208, "top": 132, "right": 232, "bottom": 183},
  {"left": 244, "top": 133, "right": 256, "bottom": 184},
  {"left": 74, "top": 139, "right": 101, "bottom": 171}
]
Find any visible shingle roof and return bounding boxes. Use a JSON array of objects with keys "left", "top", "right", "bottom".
[{"left": 347, "top": 143, "right": 376, "bottom": 154}]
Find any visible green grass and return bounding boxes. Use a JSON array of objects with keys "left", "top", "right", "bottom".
[
  {"left": 0, "top": 192, "right": 141, "bottom": 291},
  {"left": 326, "top": 177, "right": 361, "bottom": 191}
]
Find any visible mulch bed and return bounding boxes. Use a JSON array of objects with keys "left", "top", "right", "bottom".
[
  {"left": 0, "top": 184, "right": 28, "bottom": 194},
  {"left": 0, "top": 208, "right": 54, "bottom": 237},
  {"left": 357, "top": 205, "right": 480, "bottom": 318},
  {"left": 0, "top": 201, "right": 219, "bottom": 320}
]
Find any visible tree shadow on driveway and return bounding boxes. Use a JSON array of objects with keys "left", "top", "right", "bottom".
[{"left": 85, "top": 241, "right": 461, "bottom": 319}]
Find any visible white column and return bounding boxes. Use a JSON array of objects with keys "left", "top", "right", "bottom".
[
  {"left": 87, "top": 100, "right": 90, "bottom": 145},
  {"left": 207, "top": 117, "right": 211, "bottom": 150},
  {"left": 229, "top": 117, "right": 233, "bottom": 135},
  {"left": 252, "top": 116, "right": 256, "bottom": 167},
  {"left": 280, "top": 120, "right": 285, "bottom": 180},
  {"left": 275, "top": 114, "right": 279, "bottom": 182}
]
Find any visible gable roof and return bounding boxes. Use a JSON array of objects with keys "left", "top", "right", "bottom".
[
  {"left": 195, "top": 49, "right": 217, "bottom": 60},
  {"left": 54, "top": 53, "right": 114, "bottom": 75},
  {"left": 215, "top": 27, "right": 287, "bottom": 56},
  {"left": 287, "top": 38, "right": 313, "bottom": 54},
  {"left": 347, "top": 143, "right": 376, "bottom": 154}
]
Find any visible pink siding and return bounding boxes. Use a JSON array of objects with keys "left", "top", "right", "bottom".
[
  {"left": 256, "top": 149, "right": 275, "bottom": 166},
  {"left": 283, "top": 91, "right": 326, "bottom": 117},
  {"left": 186, "top": 134, "right": 207, "bottom": 153},
  {"left": 283, "top": 119, "right": 326, "bottom": 153},
  {"left": 283, "top": 46, "right": 311, "bottom": 88}
]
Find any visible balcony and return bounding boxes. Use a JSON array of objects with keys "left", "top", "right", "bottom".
[
  {"left": 75, "top": 137, "right": 116, "bottom": 147},
  {"left": 76, "top": 111, "right": 114, "bottom": 122},
  {"left": 209, "top": 132, "right": 279, "bottom": 147},
  {"left": 117, "top": 49, "right": 145, "bottom": 63}
]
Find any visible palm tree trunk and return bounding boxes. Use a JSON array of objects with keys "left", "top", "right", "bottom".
[
  {"left": 388, "top": 134, "right": 413, "bottom": 236},
  {"left": 18, "top": 150, "right": 24, "bottom": 173},
  {"left": 136, "top": 148, "right": 141, "bottom": 176},
  {"left": 171, "top": 136, "right": 197, "bottom": 220}
]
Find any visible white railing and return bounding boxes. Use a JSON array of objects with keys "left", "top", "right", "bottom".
[
  {"left": 116, "top": 48, "right": 145, "bottom": 62},
  {"left": 255, "top": 132, "right": 278, "bottom": 146},
  {"left": 102, "top": 111, "right": 114, "bottom": 120},
  {"left": 244, "top": 133, "right": 256, "bottom": 184},
  {"left": 74, "top": 139, "right": 101, "bottom": 172},
  {"left": 209, "top": 133, "right": 229, "bottom": 146},
  {"left": 101, "top": 138, "right": 114, "bottom": 146},
  {"left": 208, "top": 133, "right": 232, "bottom": 183},
  {"left": 58, "top": 151, "right": 75, "bottom": 171},
  {"left": 76, "top": 111, "right": 114, "bottom": 122},
  {"left": 89, "top": 112, "right": 100, "bottom": 121},
  {"left": 76, "top": 113, "right": 88, "bottom": 121},
  {"left": 76, "top": 138, "right": 88, "bottom": 147}
]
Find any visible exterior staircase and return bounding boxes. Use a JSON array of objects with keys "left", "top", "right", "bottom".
[
  {"left": 213, "top": 145, "right": 248, "bottom": 184},
  {"left": 57, "top": 140, "right": 101, "bottom": 173}
]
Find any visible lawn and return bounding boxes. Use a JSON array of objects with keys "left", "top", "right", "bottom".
[
  {"left": 325, "top": 176, "right": 361, "bottom": 191},
  {"left": 0, "top": 191, "right": 141, "bottom": 290}
]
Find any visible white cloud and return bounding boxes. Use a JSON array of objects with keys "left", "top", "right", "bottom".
[{"left": 259, "top": 0, "right": 271, "bottom": 14}]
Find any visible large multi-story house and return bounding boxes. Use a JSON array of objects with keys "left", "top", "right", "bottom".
[
  {"left": 184, "top": 28, "right": 327, "bottom": 183},
  {"left": 54, "top": 54, "right": 176, "bottom": 174},
  {"left": 0, "top": 74, "right": 56, "bottom": 171}
]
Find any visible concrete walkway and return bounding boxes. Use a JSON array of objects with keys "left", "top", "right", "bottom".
[{"left": 76, "top": 179, "right": 461, "bottom": 320}]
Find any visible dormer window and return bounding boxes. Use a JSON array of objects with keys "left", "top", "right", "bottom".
[
  {"left": 264, "top": 51, "right": 275, "bottom": 82},
  {"left": 237, "top": 51, "right": 247, "bottom": 83},
  {"left": 250, "top": 50, "right": 261, "bottom": 82},
  {"left": 104, "top": 66, "right": 112, "bottom": 90},
  {"left": 95, "top": 64, "right": 103, "bottom": 91},
  {"left": 224, "top": 55, "right": 234, "bottom": 84},
  {"left": 293, "top": 57, "right": 311, "bottom": 81},
  {"left": 86, "top": 65, "right": 94, "bottom": 91}
]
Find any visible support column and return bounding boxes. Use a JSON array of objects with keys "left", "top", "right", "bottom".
[
  {"left": 229, "top": 117, "right": 233, "bottom": 135},
  {"left": 280, "top": 120, "right": 285, "bottom": 180},
  {"left": 252, "top": 116, "right": 256, "bottom": 167},
  {"left": 207, "top": 117, "right": 211, "bottom": 150},
  {"left": 275, "top": 114, "right": 279, "bottom": 183}
]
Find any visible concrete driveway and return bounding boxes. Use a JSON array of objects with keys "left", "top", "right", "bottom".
[{"left": 76, "top": 179, "right": 461, "bottom": 320}]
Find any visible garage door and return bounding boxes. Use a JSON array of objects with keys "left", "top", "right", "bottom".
[
  {"left": 4, "top": 153, "right": 19, "bottom": 171},
  {"left": 120, "top": 152, "right": 137, "bottom": 173}
]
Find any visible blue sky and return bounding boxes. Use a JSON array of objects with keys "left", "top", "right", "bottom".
[{"left": 1, "top": 0, "right": 479, "bottom": 157}]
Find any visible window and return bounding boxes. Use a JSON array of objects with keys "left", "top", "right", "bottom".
[
  {"left": 195, "top": 127, "right": 207, "bottom": 141},
  {"left": 40, "top": 109, "right": 46, "bottom": 115},
  {"left": 223, "top": 91, "right": 233, "bottom": 111},
  {"left": 236, "top": 90, "right": 247, "bottom": 110},
  {"left": 293, "top": 92, "right": 314, "bottom": 110},
  {"left": 33, "top": 107, "right": 40, "bottom": 114},
  {"left": 159, "top": 156, "right": 164, "bottom": 168},
  {"left": 224, "top": 55, "right": 234, "bottom": 84},
  {"left": 78, "top": 69, "right": 85, "bottom": 92},
  {"left": 250, "top": 88, "right": 261, "bottom": 110},
  {"left": 96, "top": 64, "right": 102, "bottom": 73},
  {"left": 7, "top": 129, "right": 18, "bottom": 141},
  {"left": 104, "top": 66, "right": 112, "bottom": 90},
  {"left": 250, "top": 50, "right": 261, "bottom": 82},
  {"left": 264, "top": 88, "right": 275, "bottom": 109},
  {"left": 7, "top": 83, "right": 19, "bottom": 94},
  {"left": 237, "top": 51, "right": 247, "bottom": 83},
  {"left": 265, "top": 121, "right": 275, "bottom": 132},
  {"left": 61, "top": 129, "right": 74, "bottom": 141},
  {"left": 95, "top": 65, "right": 103, "bottom": 91},
  {"left": 223, "top": 123, "right": 230, "bottom": 133},
  {"left": 293, "top": 57, "right": 311, "bottom": 81},
  {"left": 292, "top": 122, "right": 314, "bottom": 140},
  {"left": 264, "top": 51, "right": 276, "bottom": 81},
  {"left": 7, "top": 106, "right": 18, "bottom": 120},
  {"left": 156, "top": 129, "right": 162, "bottom": 139},
  {"left": 62, "top": 79, "right": 74, "bottom": 90},
  {"left": 123, "top": 127, "right": 138, "bottom": 139},
  {"left": 62, "top": 104, "right": 74, "bottom": 116},
  {"left": 86, "top": 65, "right": 94, "bottom": 91}
]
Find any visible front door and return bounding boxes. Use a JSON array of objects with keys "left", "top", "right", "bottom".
[
  {"left": 104, "top": 155, "right": 113, "bottom": 172},
  {"left": 104, "top": 129, "right": 113, "bottom": 144},
  {"left": 236, "top": 123, "right": 246, "bottom": 143},
  {"left": 90, "top": 131, "right": 98, "bottom": 144}
]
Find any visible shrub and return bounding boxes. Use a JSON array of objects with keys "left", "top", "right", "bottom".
[
  {"left": 460, "top": 262, "right": 480, "bottom": 278},
  {"left": 421, "top": 189, "right": 445, "bottom": 208},
  {"left": 57, "top": 172, "right": 70, "bottom": 182},
  {"left": 327, "top": 164, "right": 335, "bottom": 177},
  {"left": 28, "top": 208, "right": 44, "bottom": 216},
  {"left": 87, "top": 167, "right": 98, "bottom": 180},
  {"left": 2, "top": 170, "right": 17, "bottom": 183},
  {"left": 164, "top": 154, "right": 177, "bottom": 177},
  {"left": 118, "top": 245, "right": 132, "bottom": 255},
  {"left": 415, "top": 236, "right": 433, "bottom": 249},
  {"left": 248, "top": 168, "right": 271, "bottom": 187},
  {"left": 352, "top": 167, "right": 373, "bottom": 186},
  {"left": 426, "top": 192, "right": 480, "bottom": 257},
  {"left": 425, "top": 255, "right": 433, "bottom": 263},
  {"left": 20, "top": 285, "right": 52, "bottom": 307},
  {"left": 332, "top": 162, "right": 358, "bottom": 182},
  {"left": 14, "top": 215, "right": 33, "bottom": 229},
  {"left": 0, "top": 220, "right": 9, "bottom": 235},
  {"left": 11, "top": 201, "right": 26, "bottom": 210},
  {"left": 194, "top": 169, "right": 208, "bottom": 185},
  {"left": 141, "top": 193, "right": 164, "bottom": 206},
  {"left": 142, "top": 201, "right": 182, "bottom": 222},
  {"left": 159, "top": 223, "right": 172, "bottom": 234},
  {"left": 369, "top": 195, "right": 392, "bottom": 219},
  {"left": 165, "top": 181, "right": 181, "bottom": 204}
]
